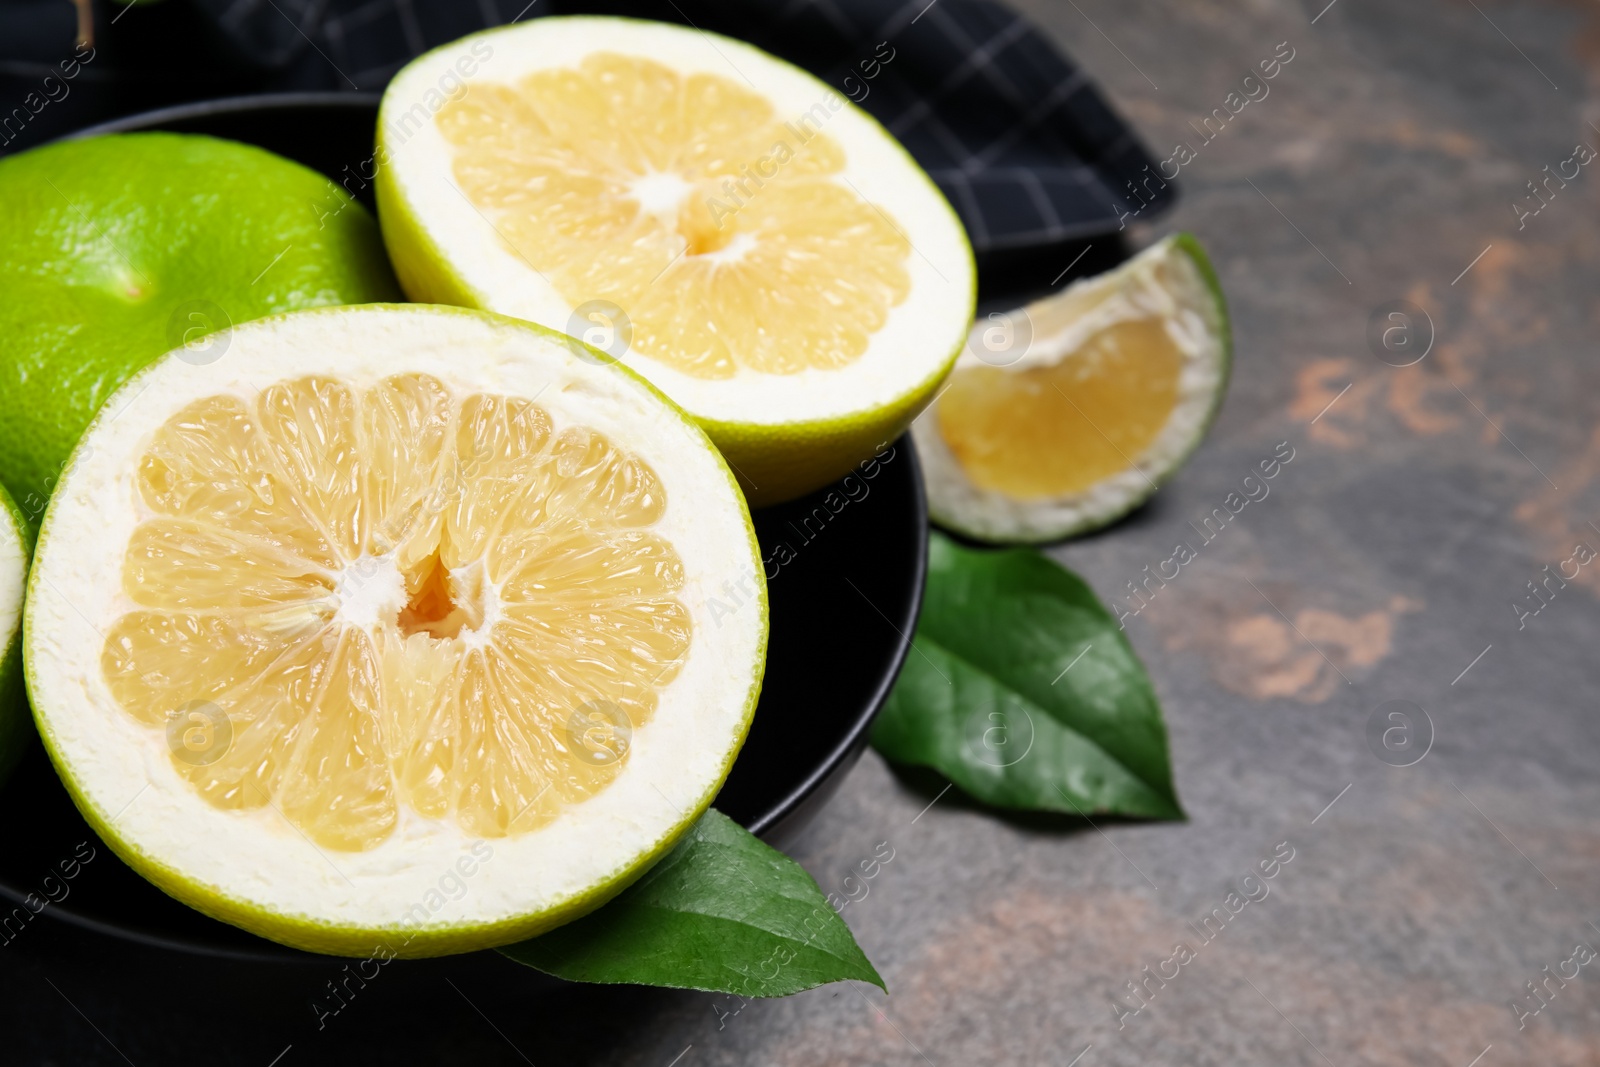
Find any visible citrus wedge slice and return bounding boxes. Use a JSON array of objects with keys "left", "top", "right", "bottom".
[
  {"left": 0, "top": 485, "right": 30, "bottom": 785},
  {"left": 913, "top": 234, "right": 1231, "bottom": 543},
  {"left": 24, "top": 304, "right": 767, "bottom": 957},
  {"left": 375, "top": 16, "right": 976, "bottom": 506}
]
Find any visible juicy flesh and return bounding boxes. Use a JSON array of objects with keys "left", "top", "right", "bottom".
[
  {"left": 101, "top": 374, "right": 691, "bottom": 852},
  {"left": 438, "top": 52, "right": 913, "bottom": 379},
  {"left": 936, "top": 319, "right": 1184, "bottom": 500}
]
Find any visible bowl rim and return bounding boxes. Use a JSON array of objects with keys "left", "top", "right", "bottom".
[
  {"left": 16, "top": 92, "right": 930, "bottom": 961},
  {"left": 5, "top": 442, "right": 926, "bottom": 962},
  {"left": 66, "top": 91, "right": 384, "bottom": 141},
  {"left": 745, "top": 445, "right": 927, "bottom": 843}
]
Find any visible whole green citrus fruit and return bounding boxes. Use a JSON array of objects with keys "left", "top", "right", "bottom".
[{"left": 0, "top": 132, "right": 400, "bottom": 517}]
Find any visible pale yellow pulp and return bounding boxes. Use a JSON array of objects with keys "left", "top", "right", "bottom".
[
  {"left": 101, "top": 374, "right": 691, "bottom": 851},
  {"left": 439, "top": 53, "right": 912, "bottom": 378},
  {"left": 936, "top": 319, "right": 1184, "bottom": 500}
]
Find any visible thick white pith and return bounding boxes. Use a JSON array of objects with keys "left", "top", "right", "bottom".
[
  {"left": 25, "top": 306, "right": 765, "bottom": 940},
  {"left": 912, "top": 237, "right": 1229, "bottom": 542},
  {"left": 380, "top": 16, "right": 975, "bottom": 429}
]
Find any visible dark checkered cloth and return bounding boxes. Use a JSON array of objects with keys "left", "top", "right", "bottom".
[{"left": 1, "top": 0, "right": 1175, "bottom": 254}]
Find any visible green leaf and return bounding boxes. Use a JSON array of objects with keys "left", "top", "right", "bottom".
[
  {"left": 872, "top": 532, "right": 1183, "bottom": 819},
  {"left": 499, "top": 810, "right": 884, "bottom": 996}
]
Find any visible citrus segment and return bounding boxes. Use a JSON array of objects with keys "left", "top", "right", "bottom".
[
  {"left": 914, "top": 234, "right": 1231, "bottom": 543},
  {"left": 936, "top": 319, "right": 1185, "bottom": 500},
  {"left": 26, "top": 305, "right": 766, "bottom": 956}
]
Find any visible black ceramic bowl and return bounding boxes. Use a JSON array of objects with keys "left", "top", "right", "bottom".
[{"left": 0, "top": 94, "right": 928, "bottom": 960}]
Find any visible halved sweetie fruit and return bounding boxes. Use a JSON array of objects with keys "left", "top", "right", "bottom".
[
  {"left": 0, "top": 484, "right": 30, "bottom": 785},
  {"left": 913, "top": 235, "right": 1231, "bottom": 543},
  {"left": 376, "top": 16, "right": 976, "bottom": 505},
  {"left": 24, "top": 304, "right": 767, "bottom": 956}
]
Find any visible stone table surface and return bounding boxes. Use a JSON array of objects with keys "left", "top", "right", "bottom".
[{"left": 6, "top": 1, "right": 1600, "bottom": 1064}]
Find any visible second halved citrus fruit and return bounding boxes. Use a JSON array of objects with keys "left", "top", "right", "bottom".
[{"left": 376, "top": 16, "right": 976, "bottom": 505}]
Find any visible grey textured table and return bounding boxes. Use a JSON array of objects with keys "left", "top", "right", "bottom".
[
  {"left": 639, "top": 2, "right": 1600, "bottom": 1063},
  {"left": 6, "top": 1, "right": 1598, "bottom": 1064}
]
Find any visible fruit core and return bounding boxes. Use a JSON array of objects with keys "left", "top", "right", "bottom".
[
  {"left": 437, "top": 51, "right": 913, "bottom": 378},
  {"left": 397, "top": 552, "right": 488, "bottom": 641},
  {"left": 101, "top": 372, "right": 692, "bottom": 851}
]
